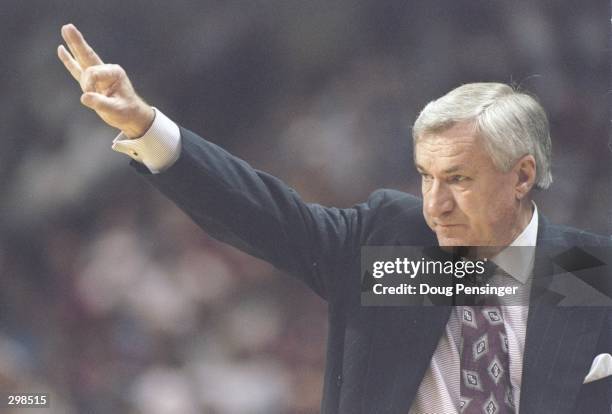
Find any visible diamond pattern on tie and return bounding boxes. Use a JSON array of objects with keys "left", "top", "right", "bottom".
[
  {"left": 483, "top": 393, "right": 499, "bottom": 414},
  {"left": 459, "top": 397, "right": 472, "bottom": 412},
  {"left": 472, "top": 333, "right": 489, "bottom": 361},
  {"left": 459, "top": 304, "right": 514, "bottom": 413},
  {"left": 488, "top": 356, "right": 504, "bottom": 385},
  {"left": 463, "top": 307, "right": 478, "bottom": 329},
  {"left": 482, "top": 307, "right": 504, "bottom": 325},
  {"left": 462, "top": 369, "right": 483, "bottom": 391}
]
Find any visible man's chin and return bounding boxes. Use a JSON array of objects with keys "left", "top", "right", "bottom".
[{"left": 435, "top": 234, "right": 472, "bottom": 247}]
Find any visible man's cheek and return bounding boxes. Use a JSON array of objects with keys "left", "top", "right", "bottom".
[{"left": 422, "top": 209, "right": 434, "bottom": 229}]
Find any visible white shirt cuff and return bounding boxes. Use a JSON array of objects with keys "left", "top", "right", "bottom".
[{"left": 111, "top": 108, "right": 181, "bottom": 173}]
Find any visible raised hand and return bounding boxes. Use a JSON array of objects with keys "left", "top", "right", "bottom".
[{"left": 58, "top": 24, "right": 154, "bottom": 138}]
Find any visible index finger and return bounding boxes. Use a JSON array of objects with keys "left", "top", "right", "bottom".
[
  {"left": 57, "top": 44, "right": 82, "bottom": 82},
  {"left": 61, "top": 24, "right": 103, "bottom": 68}
]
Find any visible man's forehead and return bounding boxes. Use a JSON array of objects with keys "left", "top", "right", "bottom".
[
  {"left": 413, "top": 126, "right": 494, "bottom": 173},
  {"left": 415, "top": 134, "right": 482, "bottom": 163},
  {"left": 416, "top": 135, "right": 478, "bottom": 154}
]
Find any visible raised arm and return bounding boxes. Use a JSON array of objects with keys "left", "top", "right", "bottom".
[
  {"left": 136, "top": 125, "right": 380, "bottom": 299},
  {"left": 57, "top": 24, "right": 387, "bottom": 300}
]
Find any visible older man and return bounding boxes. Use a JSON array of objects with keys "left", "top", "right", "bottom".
[{"left": 58, "top": 24, "right": 610, "bottom": 413}]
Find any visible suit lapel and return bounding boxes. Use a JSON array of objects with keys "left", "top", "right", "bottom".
[
  {"left": 356, "top": 226, "right": 449, "bottom": 413},
  {"left": 360, "top": 306, "right": 452, "bottom": 414},
  {"left": 519, "top": 217, "right": 607, "bottom": 413},
  {"left": 519, "top": 303, "right": 606, "bottom": 413}
]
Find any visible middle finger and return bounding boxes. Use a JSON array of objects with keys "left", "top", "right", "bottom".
[{"left": 61, "top": 24, "right": 103, "bottom": 68}]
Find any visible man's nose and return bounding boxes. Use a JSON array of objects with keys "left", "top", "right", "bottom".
[{"left": 425, "top": 180, "right": 454, "bottom": 218}]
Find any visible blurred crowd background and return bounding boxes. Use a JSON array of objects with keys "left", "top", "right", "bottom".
[{"left": 0, "top": 1, "right": 610, "bottom": 413}]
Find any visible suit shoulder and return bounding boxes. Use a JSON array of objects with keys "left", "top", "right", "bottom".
[
  {"left": 542, "top": 223, "right": 612, "bottom": 247},
  {"left": 358, "top": 189, "right": 432, "bottom": 244},
  {"left": 365, "top": 189, "right": 422, "bottom": 211}
]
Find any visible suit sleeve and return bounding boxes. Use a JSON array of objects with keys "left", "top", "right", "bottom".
[{"left": 131, "top": 126, "right": 385, "bottom": 300}]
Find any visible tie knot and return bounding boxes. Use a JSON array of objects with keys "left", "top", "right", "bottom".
[
  {"left": 457, "top": 259, "right": 502, "bottom": 306},
  {"left": 479, "top": 259, "right": 499, "bottom": 284}
]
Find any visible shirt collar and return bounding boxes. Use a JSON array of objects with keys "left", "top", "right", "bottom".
[{"left": 491, "top": 202, "right": 538, "bottom": 284}]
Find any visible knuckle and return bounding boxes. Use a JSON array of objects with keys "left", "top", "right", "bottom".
[
  {"left": 83, "top": 66, "right": 96, "bottom": 77},
  {"left": 112, "top": 64, "right": 125, "bottom": 76},
  {"left": 79, "top": 73, "right": 90, "bottom": 87}
]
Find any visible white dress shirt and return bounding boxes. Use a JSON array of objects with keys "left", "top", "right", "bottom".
[{"left": 112, "top": 108, "right": 181, "bottom": 173}]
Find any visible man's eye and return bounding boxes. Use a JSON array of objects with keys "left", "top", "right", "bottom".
[
  {"left": 421, "top": 174, "right": 433, "bottom": 181},
  {"left": 449, "top": 175, "right": 468, "bottom": 183}
]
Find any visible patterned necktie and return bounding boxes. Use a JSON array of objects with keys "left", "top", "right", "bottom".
[{"left": 459, "top": 263, "right": 515, "bottom": 413}]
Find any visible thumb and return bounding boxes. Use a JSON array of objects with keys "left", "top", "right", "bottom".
[{"left": 80, "top": 92, "right": 114, "bottom": 112}]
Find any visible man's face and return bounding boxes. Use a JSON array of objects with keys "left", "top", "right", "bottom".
[{"left": 415, "top": 122, "right": 522, "bottom": 247}]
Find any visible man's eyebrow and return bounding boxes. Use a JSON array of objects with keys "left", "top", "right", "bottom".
[
  {"left": 442, "top": 165, "right": 464, "bottom": 174},
  {"left": 415, "top": 164, "right": 466, "bottom": 174}
]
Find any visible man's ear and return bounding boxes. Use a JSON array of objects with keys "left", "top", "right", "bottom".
[{"left": 513, "top": 154, "right": 536, "bottom": 200}]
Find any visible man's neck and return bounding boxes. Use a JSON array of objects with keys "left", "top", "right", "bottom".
[
  {"left": 469, "top": 200, "right": 535, "bottom": 259},
  {"left": 512, "top": 199, "right": 535, "bottom": 243}
]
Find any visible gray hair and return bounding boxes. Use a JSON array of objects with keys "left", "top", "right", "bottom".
[{"left": 412, "top": 82, "right": 552, "bottom": 189}]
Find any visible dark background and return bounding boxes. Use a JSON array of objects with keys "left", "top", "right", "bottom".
[{"left": 0, "top": 1, "right": 609, "bottom": 413}]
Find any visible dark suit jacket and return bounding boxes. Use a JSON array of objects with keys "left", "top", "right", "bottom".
[{"left": 133, "top": 127, "right": 611, "bottom": 414}]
